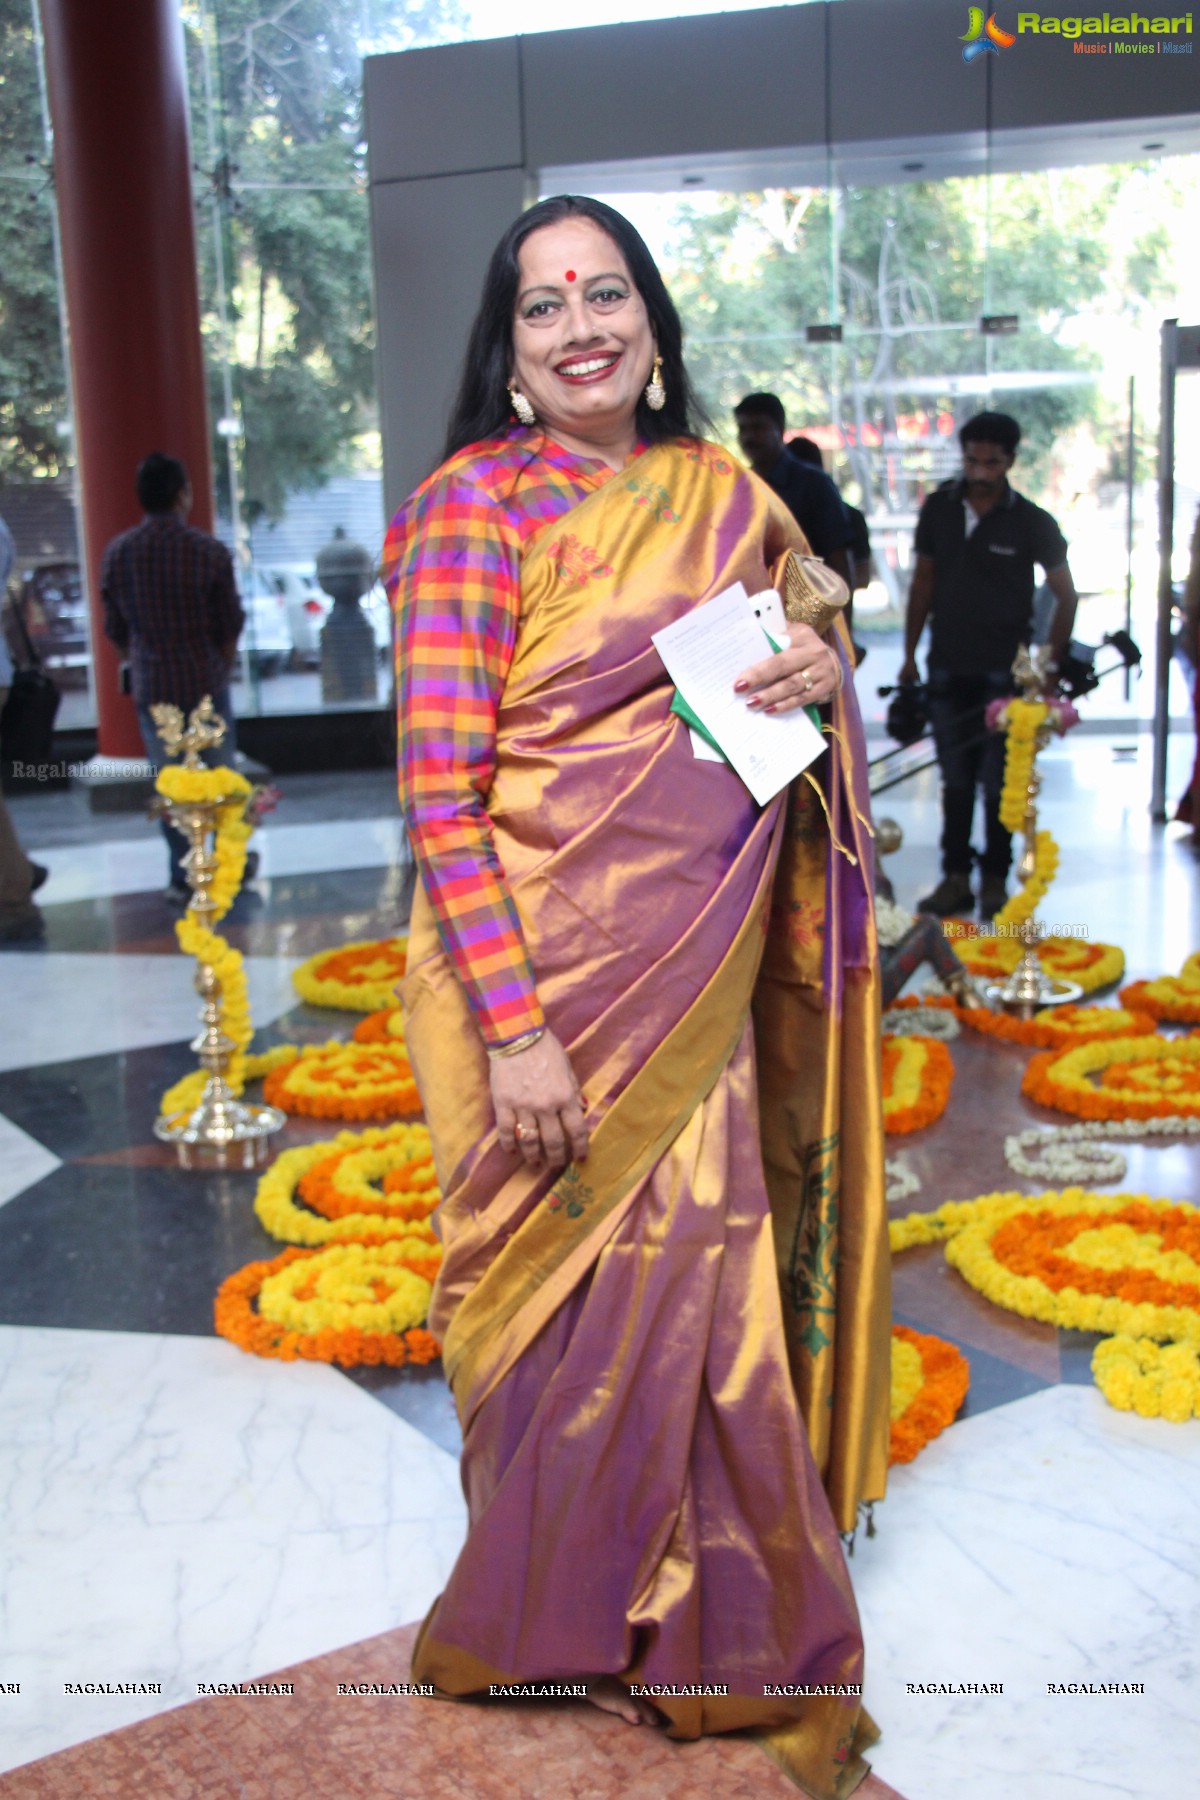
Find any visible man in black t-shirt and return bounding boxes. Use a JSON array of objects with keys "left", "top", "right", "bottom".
[{"left": 899, "top": 412, "right": 1077, "bottom": 921}]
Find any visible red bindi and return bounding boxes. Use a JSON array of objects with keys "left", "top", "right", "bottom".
[{"left": 564, "top": 269, "right": 576, "bottom": 283}]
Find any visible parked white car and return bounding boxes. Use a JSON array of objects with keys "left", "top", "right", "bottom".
[
  {"left": 362, "top": 580, "right": 395, "bottom": 665},
  {"left": 253, "top": 565, "right": 328, "bottom": 665},
  {"left": 251, "top": 563, "right": 392, "bottom": 667},
  {"left": 235, "top": 567, "right": 292, "bottom": 677}
]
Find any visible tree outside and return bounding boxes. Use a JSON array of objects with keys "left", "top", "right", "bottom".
[
  {"left": 3, "top": 0, "right": 1197, "bottom": 664},
  {"left": 0, "top": 0, "right": 465, "bottom": 515},
  {"left": 660, "top": 164, "right": 1196, "bottom": 613},
  {"left": 0, "top": 0, "right": 66, "bottom": 481},
  {"left": 182, "top": 0, "right": 465, "bottom": 529}
]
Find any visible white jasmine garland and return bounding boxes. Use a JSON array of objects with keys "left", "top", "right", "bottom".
[
  {"left": 886, "top": 1156, "right": 922, "bottom": 1204},
  {"left": 876, "top": 896, "right": 916, "bottom": 947},
  {"left": 1004, "top": 1117, "right": 1200, "bottom": 1185},
  {"left": 882, "top": 1005, "right": 961, "bottom": 1041}
]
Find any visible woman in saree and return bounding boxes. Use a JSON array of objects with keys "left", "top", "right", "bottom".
[{"left": 385, "top": 195, "right": 892, "bottom": 1800}]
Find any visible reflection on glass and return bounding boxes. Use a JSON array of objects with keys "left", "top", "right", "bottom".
[
  {"left": 660, "top": 164, "right": 1200, "bottom": 727},
  {"left": 4, "top": 0, "right": 1199, "bottom": 729}
]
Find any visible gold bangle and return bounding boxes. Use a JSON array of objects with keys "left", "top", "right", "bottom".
[{"left": 487, "top": 1027, "right": 546, "bottom": 1060}]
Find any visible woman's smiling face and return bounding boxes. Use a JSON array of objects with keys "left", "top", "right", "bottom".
[{"left": 510, "top": 216, "right": 655, "bottom": 464}]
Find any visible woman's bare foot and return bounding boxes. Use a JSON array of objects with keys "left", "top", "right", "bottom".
[{"left": 585, "top": 1676, "right": 661, "bottom": 1726}]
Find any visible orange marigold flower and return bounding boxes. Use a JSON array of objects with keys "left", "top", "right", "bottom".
[
  {"left": 893, "top": 995, "right": 1157, "bottom": 1051},
  {"left": 882, "top": 1035, "right": 955, "bottom": 1134},
  {"left": 263, "top": 1041, "right": 420, "bottom": 1120},
  {"left": 214, "top": 1238, "right": 442, "bottom": 1367},
  {"left": 889, "top": 1324, "right": 970, "bottom": 1466},
  {"left": 1023, "top": 1037, "right": 1200, "bottom": 1121}
]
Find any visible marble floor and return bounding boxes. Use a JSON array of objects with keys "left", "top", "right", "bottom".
[{"left": 1, "top": 742, "right": 1198, "bottom": 1800}]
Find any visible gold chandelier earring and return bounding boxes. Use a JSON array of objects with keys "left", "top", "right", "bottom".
[
  {"left": 644, "top": 354, "right": 666, "bottom": 412},
  {"left": 508, "top": 381, "right": 536, "bottom": 427}
]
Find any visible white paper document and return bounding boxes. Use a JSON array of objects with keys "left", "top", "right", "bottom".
[
  {"left": 688, "top": 726, "right": 726, "bottom": 763},
  {"left": 653, "top": 582, "right": 827, "bottom": 806}
]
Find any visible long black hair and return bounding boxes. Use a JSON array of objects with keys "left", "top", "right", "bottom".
[{"left": 442, "top": 195, "right": 710, "bottom": 462}]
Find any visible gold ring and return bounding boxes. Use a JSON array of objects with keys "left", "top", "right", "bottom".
[
  {"left": 802, "top": 671, "right": 814, "bottom": 692},
  {"left": 515, "top": 1123, "right": 539, "bottom": 1142}
]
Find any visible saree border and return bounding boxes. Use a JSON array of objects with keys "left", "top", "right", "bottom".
[{"left": 443, "top": 803, "right": 787, "bottom": 1425}]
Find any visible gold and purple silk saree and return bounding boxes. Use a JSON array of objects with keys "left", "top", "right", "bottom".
[{"left": 401, "top": 440, "right": 890, "bottom": 1798}]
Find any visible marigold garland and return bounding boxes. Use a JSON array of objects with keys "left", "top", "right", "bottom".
[
  {"left": 891, "top": 1187, "right": 1200, "bottom": 1347},
  {"left": 948, "top": 931, "right": 1125, "bottom": 994},
  {"left": 1120, "top": 952, "right": 1200, "bottom": 1024},
  {"left": 889, "top": 1190, "right": 1200, "bottom": 1424},
  {"left": 160, "top": 1045, "right": 299, "bottom": 1124},
  {"left": 982, "top": 698, "right": 1063, "bottom": 931},
  {"left": 214, "top": 1241, "right": 442, "bottom": 1367},
  {"left": 257, "top": 1238, "right": 435, "bottom": 1336},
  {"left": 891, "top": 994, "right": 1157, "bottom": 1051},
  {"left": 352, "top": 1008, "right": 406, "bottom": 1045},
  {"left": 153, "top": 762, "right": 263, "bottom": 1117},
  {"left": 968, "top": 1001, "right": 1155, "bottom": 1049},
  {"left": 300, "top": 1131, "right": 438, "bottom": 1223},
  {"left": 995, "top": 696, "right": 1049, "bottom": 834},
  {"left": 1023, "top": 1035, "right": 1200, "bottom": 1121},
  {"left": 220, "top": 1121, "right": 445, "bottom": 1367},
  {"left": 1091, "top": 1335, "right": 1200, "bottom": 1423},
  {"left": 156, "top": 764, "right": 252, "bottom": 808},
  {"left": 992, "top": 830, "right": 1059, "bottom": 932},
  {"left": 291, "top": 939, "right": 409, "bottom": 1012},
  {"left": 889, "top": 1324, "right": 971, "bottom": 1465},
  {"left": 263, "top": 1040, "right": 420, "bottom": 1120},
  {"left": 253, "top": 1126, "right": 441, "bottom": 1245},
  {"left": 890, "top": 1333, "right": 924, "bottom": 1417},
  {"left": 882, "top": 1035, "right": 955, "bottom": 1134}
]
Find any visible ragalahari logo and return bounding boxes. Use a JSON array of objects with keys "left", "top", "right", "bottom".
[{"left": 961, "top": 7, "right": 1017, "bottom": 58}]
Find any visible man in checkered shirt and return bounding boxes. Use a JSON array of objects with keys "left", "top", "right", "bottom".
[{"left": 102, "top": 453, "right": 245, "bottom": 902}]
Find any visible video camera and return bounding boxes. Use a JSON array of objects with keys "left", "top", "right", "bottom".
[
  {"left": 876, "top": 630, "right": 1142, "bottom": 748},
  {"left": 877, "top": 682, "right": 929, "bottom": 747},
  {"left": 1055, "top": 629, "right": 1141, "bottom": 700}
]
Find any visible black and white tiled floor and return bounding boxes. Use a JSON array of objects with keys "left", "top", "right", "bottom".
[{"left": 1, "top": 748, "right": 1198, "bottom": 1798}]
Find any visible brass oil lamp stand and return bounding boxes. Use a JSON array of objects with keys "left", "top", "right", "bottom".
[
  {"left": 151, "top": 699, "right": 285, "bottom": 1169},
  {"left": 987, "top": 648, "right": 1082, "bottom": 1020}
]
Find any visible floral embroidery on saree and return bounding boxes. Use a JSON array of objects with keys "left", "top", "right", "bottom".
[
  {"left": 546, "top": 1165, "right": 595, "bottom": 1220},
  {"left": 684, "top": 443, "right": 733, "bottom": 475},
  {"left": 545, "top": 532, "right": 614, "bottom": 588},
  {"left": 624, "top": 474, "right": 680, "bottom": 523},
  {"left": 773, "top": 894, "right": 826, "bottom": 949},
  {"left": 787, "top": 1131, "right": 840, "bottom": 1356}
]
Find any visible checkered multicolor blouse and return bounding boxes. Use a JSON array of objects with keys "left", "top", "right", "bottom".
[{"left": 385, "top": 432, "right": 637, "bottom": 1047}]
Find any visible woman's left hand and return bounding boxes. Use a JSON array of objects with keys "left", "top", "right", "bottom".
[{"left": 733, "top": 622, "right": 842, "bottom": 714}]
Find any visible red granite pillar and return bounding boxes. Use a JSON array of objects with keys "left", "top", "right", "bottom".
[{"left": 40, "top": 0, "right": 214, "bottom": 758}]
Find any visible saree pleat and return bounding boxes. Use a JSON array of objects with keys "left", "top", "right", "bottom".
[
  {"left": 401, "top": 442, "right": 888, "bottom": 1797},
  {"left": 754, "top": 633, "right": 892, "bottom": 1528},
  {"left": 414, "top": 1025, "right": 876, "bottom": 1797}
]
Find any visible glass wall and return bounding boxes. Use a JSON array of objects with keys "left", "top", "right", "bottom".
[
  {"left": 2, "top": 0, "right": 1197, "bottom": 732},
  {"left": 0, "top": 0, "right": 81, "bottom": 713},
  {"left": 642, "top": 158, "right": 1200, "bottom": 731}
]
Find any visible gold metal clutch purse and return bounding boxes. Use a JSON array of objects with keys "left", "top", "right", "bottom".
[{"left": 778, "top": 548, "right": 850, "bottom": 634}]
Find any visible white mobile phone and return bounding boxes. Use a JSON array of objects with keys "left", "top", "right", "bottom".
[{"left": 749, "top": 588, "right": 787, "bottom": 643}]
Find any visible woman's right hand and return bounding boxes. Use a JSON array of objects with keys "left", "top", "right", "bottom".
[{"left": 490, "top": 1029, "right": 590, "bottom": 1171}]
